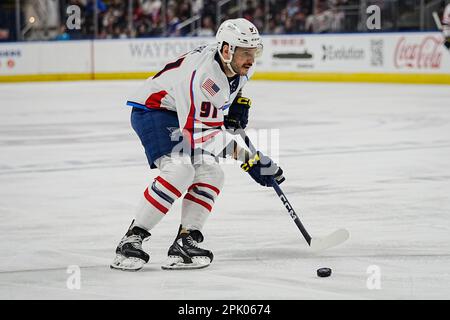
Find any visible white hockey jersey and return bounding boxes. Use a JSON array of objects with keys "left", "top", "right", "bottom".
[{"left": 127, "top": 43, "right": 254, "bottom": 154}]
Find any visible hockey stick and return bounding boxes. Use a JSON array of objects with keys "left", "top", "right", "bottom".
[{"left": 238, "top": 130, "right": 349, "bottom": 251}]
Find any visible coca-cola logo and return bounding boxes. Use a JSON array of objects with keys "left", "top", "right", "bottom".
[{"left": 394, "top": 36, "right": 443, "bottom": 69}]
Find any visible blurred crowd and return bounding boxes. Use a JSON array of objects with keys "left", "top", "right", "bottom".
[
  {"left": 56, "top": 0, "right": 363, "bottom": 40},
  {"left": 0, "top": 0, "right": 449, "bottom": 41}
]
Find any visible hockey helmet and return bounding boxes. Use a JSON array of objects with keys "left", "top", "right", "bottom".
[{"left": 216, "top": 18, "right": 263, "bottom": 73}]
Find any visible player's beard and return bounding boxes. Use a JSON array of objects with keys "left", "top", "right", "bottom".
[{"left": 231, "top": 60, "right": 251, "bottom": 76}]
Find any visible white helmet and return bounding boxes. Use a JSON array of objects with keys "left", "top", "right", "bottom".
[{"left": 216, "top": 18, "right": 263, "bottom": 75}]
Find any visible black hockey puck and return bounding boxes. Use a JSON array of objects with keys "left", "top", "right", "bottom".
[{"left": 317, "top": 267, "right": 332, "bottom": 277}]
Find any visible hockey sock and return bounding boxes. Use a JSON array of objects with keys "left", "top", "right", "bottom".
[{"left": 134, "top": 155, "right": 195, "bottom": 230}]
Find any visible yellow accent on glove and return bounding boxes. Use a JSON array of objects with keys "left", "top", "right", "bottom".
[
  {"left": 241, "top": 153, "right": 260, "bottom": 172},
  {"left": 236, "top": 97, "right": 252, "bottom": 108}
]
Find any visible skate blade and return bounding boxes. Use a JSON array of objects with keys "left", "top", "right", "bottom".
[
  {"left": 110, "top": 254, "right": 146, "bottom": 271},
  {"left": 161, "top": 256, "right": 211, "bottom": 270}
]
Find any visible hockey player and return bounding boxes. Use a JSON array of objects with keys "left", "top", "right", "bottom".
[
  {"left": 443, "top": 3, "right": 450, "bottom": 50},
  {"left": 111, "top": 18, "right": 285, "bottom": 271}
]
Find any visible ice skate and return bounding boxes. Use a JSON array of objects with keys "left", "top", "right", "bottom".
[
  {"left": 162, "top": 228, "right": 213, "bottom": 270},
  {"left": 110, "top": 221, "right": 151, "bottom": 271}
]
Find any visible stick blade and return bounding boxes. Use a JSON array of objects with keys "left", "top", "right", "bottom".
[{"left": 310, "top": 228, "right": 350, "bottom": 252}]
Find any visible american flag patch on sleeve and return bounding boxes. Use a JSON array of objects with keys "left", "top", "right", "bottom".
[{"left": 202, "top": 78, "right": 220, "bottom": 96}]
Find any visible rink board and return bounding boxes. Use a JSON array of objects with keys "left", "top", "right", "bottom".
[{"left": 0, "top": 33, "right": 449, "bottom": 84}]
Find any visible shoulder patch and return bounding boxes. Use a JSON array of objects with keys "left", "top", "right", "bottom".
[{"left": 202, "top": 78, "right": 221, "bottom": 97}]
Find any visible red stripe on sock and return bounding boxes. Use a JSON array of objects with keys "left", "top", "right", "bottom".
[
  {"left": 144, "top": 188, "right": 169, "bottom": 214},
  {"left": 155, "top": 176, "right": 182, "bottom": 198},
  {"left": 194, "top": 130, "right": 221, "bottom": 144},
  {"left": 184, "top": 193, "right": 212, "bottom": 212},
  {"left": 188, "top": 183, "right": 220, "bottom": 196}
]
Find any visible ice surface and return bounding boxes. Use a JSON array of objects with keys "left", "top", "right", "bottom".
[{"left": 0, "top": 80, "right": 449, "bottom": 299}]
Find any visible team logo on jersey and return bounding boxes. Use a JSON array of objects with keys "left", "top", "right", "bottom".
[{"left": 202, "top": 78, "right": 220, "bottom": 96}]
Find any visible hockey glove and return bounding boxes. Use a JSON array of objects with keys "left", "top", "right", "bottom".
[
  {"left": 224, "top": 97, "right": 251, "bottom": 130},
  {"left": 241, "top": 151, "right": 285, "bottom": 187}
]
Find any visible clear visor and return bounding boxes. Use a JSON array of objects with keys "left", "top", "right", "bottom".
[{"left": 234, "top": 43, "right": 264, "bottom": 60}]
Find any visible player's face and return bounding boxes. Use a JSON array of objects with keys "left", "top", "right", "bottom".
[{"left": 231, "top": 47, "right": 257, "bottom": 76}]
